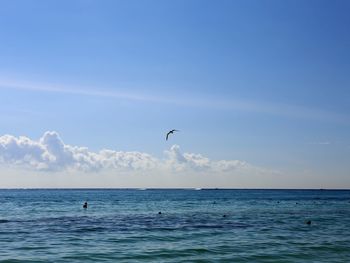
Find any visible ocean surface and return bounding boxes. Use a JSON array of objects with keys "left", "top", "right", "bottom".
[{"left": 0, "top": 189, "right": 350, "bottom": 262}]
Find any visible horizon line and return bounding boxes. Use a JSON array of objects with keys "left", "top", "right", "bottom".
[{"left": 0, "top": 187, "right": 348, "bottom": 191}]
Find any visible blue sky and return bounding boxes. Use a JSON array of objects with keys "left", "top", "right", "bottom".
[{"left": 0, "top": 0, "right": 349, "bottom": 188}]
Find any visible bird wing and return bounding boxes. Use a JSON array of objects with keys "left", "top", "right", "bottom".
[{"left": 166, "top": 129, "right": 179, "bottom": 140}]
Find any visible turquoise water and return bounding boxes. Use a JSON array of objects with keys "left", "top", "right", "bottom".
[{"left": 0, "top": 189, "right": 350, "bottom": 262}]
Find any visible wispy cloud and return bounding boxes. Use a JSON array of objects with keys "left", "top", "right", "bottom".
[
  {"left": 0, "top": 80, "right": 161, "bottom": 103},
  {"left": 0, "top": 79, "right": 348, "bottom": 124},
  {"left": 307, "top": 142, "right": 331, "bottom": 145}
]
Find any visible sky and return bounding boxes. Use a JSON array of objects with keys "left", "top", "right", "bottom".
[{"left": 0, "top": 0, "right": 349, "bottom": 188}]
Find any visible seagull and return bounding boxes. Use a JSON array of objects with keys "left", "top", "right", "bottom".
[{"left": 166, "top": 129, "right": 179, "bottom": 140}]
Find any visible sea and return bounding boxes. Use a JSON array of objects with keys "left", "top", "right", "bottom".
[{"left": 0, "top": 189, "right": 349, "bottom": 262}]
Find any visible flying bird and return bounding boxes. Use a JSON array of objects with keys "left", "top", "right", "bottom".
[{"left": 166, "top": 129, "right": 179, "bottom": 140}]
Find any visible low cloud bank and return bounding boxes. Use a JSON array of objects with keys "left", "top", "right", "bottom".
[{"left": 0, "top": 131, "right": 254, "bottom": 173}]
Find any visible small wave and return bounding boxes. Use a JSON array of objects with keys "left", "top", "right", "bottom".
[{"left": 74, "top": 226, "right": 107, "bottom": 233}]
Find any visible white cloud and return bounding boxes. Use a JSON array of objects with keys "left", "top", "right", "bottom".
[
  {"left": 0, "top": 131, "right": 157, "bottom": 172},
  {"left": 0, "top": 131, "right": 258, "bottom": 175},
  {"left": 164, "top": 145, "right": 248, "bottom": 173}
]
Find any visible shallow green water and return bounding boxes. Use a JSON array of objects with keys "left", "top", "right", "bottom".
[{"left": 0, "top": 189, "right": 349, "bottom": 262}]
